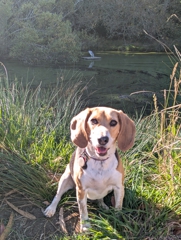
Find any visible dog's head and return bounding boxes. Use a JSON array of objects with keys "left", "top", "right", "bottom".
[{"left": 70, "top": 107, "right": 135, "bottom": 157}]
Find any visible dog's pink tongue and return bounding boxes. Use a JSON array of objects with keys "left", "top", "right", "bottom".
[{"left": 96, "top": 147, "right": 107, "bottom": 154}]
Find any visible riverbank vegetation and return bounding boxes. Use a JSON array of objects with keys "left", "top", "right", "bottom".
[
  {"left": 0, "top": 0, "right": 181, "bottom": 64},
  {"left": 0, "top": 54, "right": 181, "bottom": 239}
]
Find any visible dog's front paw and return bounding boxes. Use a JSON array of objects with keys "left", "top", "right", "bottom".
[
  {"left": 44, "top": 205, "right": 56, "bottom": 218},
  {"left": 80, "top": 219, "right": 91, "bottom": 232}
]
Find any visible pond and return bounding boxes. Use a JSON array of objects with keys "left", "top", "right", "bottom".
[{"left": 1, "top": 52, "right": 175, "bottom": 115}]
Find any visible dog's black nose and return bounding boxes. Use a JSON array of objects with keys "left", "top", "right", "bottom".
[{"left": 98, "top": 136, "right": 109, "bottom": 145}]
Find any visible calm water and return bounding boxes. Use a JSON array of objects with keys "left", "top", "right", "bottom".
[{"left": 1, "top": 52, "right": 174, "bottom": 114}]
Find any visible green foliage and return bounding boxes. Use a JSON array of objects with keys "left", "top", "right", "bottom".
[
  {"left": 6, "top": 0, "right": 81, "bottom": 64},
  {"left": 0, "top": 0, "right": 12, "bottom": 56}
]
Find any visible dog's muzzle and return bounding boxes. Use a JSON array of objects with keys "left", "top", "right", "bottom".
[{"left": 95, "top": 136, "right": 109, "bottom": 156}]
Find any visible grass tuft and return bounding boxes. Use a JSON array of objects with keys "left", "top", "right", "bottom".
[
  {"left": 0, "top": 73, "right": 87, "bottom": 171},
  {"left": 0, "top": 153, "right": 53, "bottom": 202}
]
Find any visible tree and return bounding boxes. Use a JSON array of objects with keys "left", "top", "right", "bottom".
[
  {"left": 72, "top": 0, "right": 174, "bottom": 40},
  {"left": 5, "top": 0, "right": 81, "bottom": 64},
  {"left": 0, "top": 0, "right": 12, "bottom": 56},
  {"left": 0, "top": 0, "right": 180, "bottom": 63}
]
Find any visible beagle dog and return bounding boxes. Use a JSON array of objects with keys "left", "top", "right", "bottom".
[{"left": 44, "top": 107, "right": 135, "bottom": 232}]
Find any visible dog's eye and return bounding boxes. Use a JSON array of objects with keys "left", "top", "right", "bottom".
[
  {"left": 110, "top": 120, "right": 117, "bottom": 126},
  {"left": 90, "top": 118, "right": 98, "bottom": 125}
]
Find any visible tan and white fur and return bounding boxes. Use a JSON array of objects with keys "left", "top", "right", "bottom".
[{"left": 44, "top": 107, "right": 136, "bottom": 232}]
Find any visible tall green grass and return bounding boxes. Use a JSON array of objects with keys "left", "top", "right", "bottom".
[{"left": 0, "top": 70, "right": 87, "bottom": 171}]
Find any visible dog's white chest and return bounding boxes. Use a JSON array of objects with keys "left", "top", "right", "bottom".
[{"left": 81, "top": 158, "right": 122, "bottom": 200}]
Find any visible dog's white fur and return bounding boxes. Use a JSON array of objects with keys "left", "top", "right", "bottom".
[{"left": 44, "top": 107, "right": 135, "bottom": 232}]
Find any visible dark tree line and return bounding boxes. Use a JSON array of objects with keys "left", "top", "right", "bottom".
[{"left": 0, "top": 0, "right": 180, "bottom": 64}]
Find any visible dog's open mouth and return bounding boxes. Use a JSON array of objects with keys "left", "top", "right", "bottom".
[{"left": 95, "top": 147, "right": 108, "bottom": 156}]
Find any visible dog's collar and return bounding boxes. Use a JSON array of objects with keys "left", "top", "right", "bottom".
[{"left": 80, "top": 149, "right": 109, "bottom": 169}]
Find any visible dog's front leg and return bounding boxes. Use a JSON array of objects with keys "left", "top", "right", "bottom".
[
  {"left": 44, "top": 164, "right": 74, "bottom": 217},
  {"left": 76, "top": 189, "right": 90, "bottom": 232},
  {"left": 114, "top": 184, "right": 125, "bottom": 209}
]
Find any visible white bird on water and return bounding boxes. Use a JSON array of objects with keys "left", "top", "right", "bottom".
[{"left": 88, "top": 50, "right": 94, "bottom": 58}]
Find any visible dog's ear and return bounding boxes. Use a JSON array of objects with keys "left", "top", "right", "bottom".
[
  {"left": 117, "top": 111, "right": 136, "bottom": 151},
  {"left": 70, "top": 108, "right": 91, "bottom": 148}
]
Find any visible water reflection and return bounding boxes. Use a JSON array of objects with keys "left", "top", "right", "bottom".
[{"left": 88, "top": 61, "right": 94, "bottom": 68}]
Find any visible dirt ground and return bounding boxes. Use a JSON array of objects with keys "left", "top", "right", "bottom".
[{"left": 0, "top": 191, "right": 81, "bottom": 240}]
